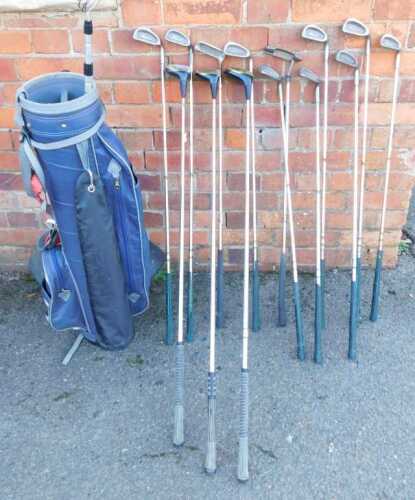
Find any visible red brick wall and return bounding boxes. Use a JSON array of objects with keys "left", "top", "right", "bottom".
[{"left": 0, "top": 0, "right": 414, "bottom": 271}]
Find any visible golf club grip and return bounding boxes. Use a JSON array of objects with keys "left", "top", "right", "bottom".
[
  {"left": 356, "top": 256, "right": 362, "bottom": 319},
  {"left": 278, "top": 253, "right": 287, "bottom": 327},
  {"left": 237, "top": 368, "right": 249, "bottom": 482},
  {"left": 320, "top": 258, "right": 326, "bottom": 329},
  {"left": 293, "top": 281, "right": 305, "bottom": 360},
  {"left": 314, "top": 283, "right": 322, "bottom": 364},
  {"left": 186, "top": 271, "right": 194, "bottom": 342},
  {"left": 205, "top": 372, "right": 217, "bottom": 474},
  {"left": 370, "top": 249, "right": 383, "bottom": 322},
  {"left": 348, "top": 280, "right": 358, "bottom": 361},
  {"left": 173, "top": 342, "right": 184, "bottom": 446},
  {"left": 251, "top": 260, "right": 261, "bottom": 332},
  {"left": 83, "top": 19, "right": 93, "bottom": 78},
  {"left": 216, "top": 249, "right": 224, "bottom": 329},
  {"left": 165, "top": 272, "right": 174, "bottom": 345}
]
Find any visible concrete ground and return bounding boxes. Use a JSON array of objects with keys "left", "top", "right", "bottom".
[{"left": 1, "top": 245, "right": 415, "bottom": 499}]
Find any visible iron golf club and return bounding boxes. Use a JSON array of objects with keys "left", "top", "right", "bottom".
[
  {"left": 343, "top": 18, "right": 371, "bottom": 320},
  {"left": 299, "top": 67, "right": 323, "bottom": 364},
  {"left": 133, "top": 27, "right": 174, "bottom": 346},
  {"left": 370, "top": 34, "right": 402, "bottom": 322},
  {"left": 225, "top": 66, "right": 253, "bottom": 482},
  {"left": 264, "top": 47, "right": 305, "bottom": 360},
  {"left": 196, "top": 69, "right": 221, "bottom": 474},
  {"left": 301, "top": 25, "right": 329, "bottom": 330},
  {"left": 165, "top": 63, "right": 191, "bottom": 446},
  {"left": 335, "top": 49, "right": 360, "bottom": 361},
  {"left": 195, "top": 42, "right": 226, "bottom": 330}
]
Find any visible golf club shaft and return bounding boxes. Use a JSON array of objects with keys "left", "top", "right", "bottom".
[
  {"left": 249, "top": 59, "right": 260, "bottom": 333},
  {"left": 278, "top": 82, "right": 305, "bottom": 361},
  {"left": 206, "top": 97, "right": 217, "bottom": 474},
  {"left": 160, "top": 47, "right": 174, "bottom": 346},
  {"left": 348, "top": 68, "right": 360, "bottom": 361},
  {"left": 186, "top": 48, "right": 195, "bottom": 342},
  {"left": 83, "top": 6, "right": 94, "bottom": 94},
  {"left": 174, "top": 96, "right": 187, "bottom": 446},
  {"left": 314, "top": 85, "right": 322, "bottom": 364},
  {"left": 370, "top": 50, "right": 401, "bottom": 322},
  {"left": 238, "top": 98, "right": 251, "bottom": 483}
]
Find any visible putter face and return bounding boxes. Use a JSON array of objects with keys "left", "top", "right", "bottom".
[
  {"left": 301, "top": 24, "right": 328, "bottom": 43},
  {"left": 165, "top": 29, "right": 191, "bottom": 47},
  {"left": 258, "top": 64, "right": 281, "bottom": 81},
  {"left": 265, "top": 47, "right": 302, "bottom": 62},
  {"left": 335, "top": 49, "right": 358, "bottom": 68},
  {"left": 299, "top": 67, "right": 320, "bottom": 84},
  {"left": 133, "top": 27, "right": 161, "bottom": 46},
  {"left": 342, "top": 18, "right": 369, "bottom": 37},
  {"left": 224, "top": 42, "right": 250, "bottom": 59},
  {"left": 195, "top": 42, "right": 225, "bottom": 63},
  {"left": 380, "top": 34, "right": 401, "bottom": 52}
]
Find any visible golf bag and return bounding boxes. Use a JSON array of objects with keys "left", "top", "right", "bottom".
[{"left": 16, "top": 72, "right": 163, "bottom": 350}]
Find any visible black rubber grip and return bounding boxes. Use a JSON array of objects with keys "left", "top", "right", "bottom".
[
  {"left": 84, "top": 20, "right": 93, "bottom": 35},
  {"left": 84, "top": 63, "right": 93, "bottom": 77}
]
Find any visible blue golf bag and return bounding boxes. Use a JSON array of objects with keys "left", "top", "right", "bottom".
[{"left": 16, "top": 72, "right": 163, "bottom": 350}]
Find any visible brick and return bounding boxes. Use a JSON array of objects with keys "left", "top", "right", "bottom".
[
  {"left": 374, "top": 0, "right": 415, "bottom": 20},
  {"left": 94, "top": 56, "right": 160, "bottom": 80},
  {"left": 261, "top": 173, "right": 284, "bottom": 191},
  {"left": 257, "top": 210, "right": 282, "bottom": 228},
  {"left": 152, "top": 81, "right": 181, "bottom": 104},
  {"left": 409, "top": 22, "right": 415, "bottom": 48},
  {"left": 227, "top": 172, "right": 260, "bottom": 191},
  {"left": 0, "top": 109, "right": 16, "bottom": 129},
  {"left": 292, "top": 0, "right": 372, "bottom": 22},
  {"left": 0, "top": 83, "right": 19, "bottom": 105},
  {"left": 153, "top": 130, "right": 180, "bottom": 151},
  {"left": 122, "top": 0, "right": 162, "bottom": 26},
  {"left": 260, "top": 128, "right": 284, "bottom": 151},
  {"left": 111, "top": 29, "right": 156, "bottom": 54},
  {"left": 144, "top": 212, "right": 163, "bottom": 228},
  {"left": 370, "top": 52, "right": 396, "bottom": 77},
  {"left": 247, "top": 0, "right": 289, "bottom": 22},
  {"left": 129, "top": 152, "right": 145, "bottom": 170},
  {"left": 117, "top": 130, "right": 154, "bottom": 150},
  {"left": 16, "top": 57, "right": 81, "bottom": 80},
  {"left": 0, "top": 31, "right": 31, "bottom": 54},
  {"left": 164, "top": 0, "right": 241, "bottom": 24},
  {"left": 0, "top": 131, "right": 13, "bottom": 150},
  {"left": 0, "top": 59, "right": 17, "bottom": 81},
  {"left": 0, "top": 246, "right": 32, "bottom": 271},
  {"left": 0, "top": 173, "right": 22, "bottom": 190},
  {"left": 0, "top": 228, "right": 38, "bottom": 246},
  {"left": 4, "top": 14, "right": 78, "bottom": 29},
  {"left": 401, "top": 52, "right": 415, "bottom": 77},
  {"left": 107, "top": 105, "right": 162, "bottom": 128},
  {"left": 0, "top": 152, "right": 19, "bottom": 172},
  {"left": 7, "top": 212, "right": 38, "bottom": 228},
  {"left": 137, "top": 174, "right": 161, "bottom": 191},
  {"left": 114, "top": 82, "right": 151, "bottom": 104},
  {"left": 32, "top": 30, "right": 69, "bottom": 53},
  {"left": 72, "top": 29, "right": 109, "bottom": 54},
  {"left": 228, "top": 27, "right": 269, "bottom": 52},
  {"left": 328, "top": 172, "right": 353, "bottom": 191}
]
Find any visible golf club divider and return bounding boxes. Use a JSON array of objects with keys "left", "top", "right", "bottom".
[
  {"left": 165, "top": 65, "right": 191, "bottom": 446},
  {"left": 370, "top": 36, "right": 401, "bottom": 322}
]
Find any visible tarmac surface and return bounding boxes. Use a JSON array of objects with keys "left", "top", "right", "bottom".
[{"left": 1, "top": 247, "right": 415, "bottom": 499}]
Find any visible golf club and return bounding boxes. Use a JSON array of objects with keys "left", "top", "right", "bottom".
[
  {"left": 225, "top": 66, "right": 253, "bottom": 482},
  {"left": 133, "top": 27, "right": 174, "bottom": 346},
  {"left": 264, "top": 47, "right": 305, "bottom": 360},
  {"left": 299, "top": 67, "right": 323, "bottom": 364},
  {"left": 165, "top": 63, "right": 191, "bottom": 446},
  {"left": 301, "top": 25, "right": 329, "bottom": 330},
  {"left": 370, "top": 34, "right": 402, "bottom": 322},
  {"left": 195, "top": 42, "right": 226, "bottom": 330},
  {"left": 196, "top": 69, "right": 220, "bottom": 474},
  {"left": 165, "top": 29, "right": 196, "bottom": 343},
  {"left": 224, "top": 42, "right": 261, "bottom": 332},
  {"left": 335, "top": 50, "right": 360, "bottom": 361},
  {"left": 82, "top": 0, "right": 98, "bottom": 94},
  {"left": 343, "top": 18, "right": 371, "bottom": 319}
]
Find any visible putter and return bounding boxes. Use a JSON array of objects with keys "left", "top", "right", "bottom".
[
  {"left": 370, "top": 34, "right": 402, "bottom": 322},
  {"left": 165, "top": 30, "right": 196, "bottom": 343},
  {"left": 264, "top": 47, "right": 305, "bottom": 360},
  {"left": 196, "top": 69, "right": 221, "bottom": 474},
  {"left": 301, "top": 25, "right": 329, "bottom": 330},
  {"left": 335, "top": 50, "right": 360, "bottom": 361},
  {"left": 225, "top": 66, "right": 253, "bottom": 483},
  {"left": 343, "top": 18, "right": 371, "bottom": 320},
  {"left": 133, "top": 27, "right": 174, "bottom": 346},
  {"left": 299, "top": 67, "right": 323, "bottom": 364},
  {"left": 166, "top": 63, "right": 191, "bottom": 446},
  {"left": 224, "top": 42, "right": 261, "bottom": 332},
  {"left": 195, "top": 42, "right": 226, "bottom": 330}
]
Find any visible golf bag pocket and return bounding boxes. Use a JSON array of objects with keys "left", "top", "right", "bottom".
[{"left": 40, "top": 233, "right": 86, "bottom": 332}]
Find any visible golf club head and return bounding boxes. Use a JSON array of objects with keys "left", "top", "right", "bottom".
[
  {"left": 196, "top": 70, "right": 221, "bottom": 98},
  {"left": 224, "top": 42, "right": 250, "bottom": 59},
  {"left": 342, "top": 18, "right": 369, "bottom": 37},
  {"left": 335, "top": 49, "right": 359, "bottom": 69},
  {"left": 258, "top": 64, "right": 281, "bottom": 81},
  {"left": 301, "top": 24, "right": 328, "bottom": 44},
  {"left": 264, "top": 47, "right": 302, "bottom": 63},
  {"left": 165, "top": 29, "right": 191, "bottom": 47},
  {"left": 166, "top": 64, "right": 191, "bottom": 98},
  {"left": 195, "top": 42, "right": 225, "bottom": 63},
  {"left": 133, "top": 27, "right": 161, "bottom": 46},
  {"left": 225, "top": 67, "right": 253, "bottom": 100},
  {"left": 380, "top": 34, "right": 401, "bottom": 52},
  {"left": 299, "top": 67, "right": 320, "bottom": 84}
]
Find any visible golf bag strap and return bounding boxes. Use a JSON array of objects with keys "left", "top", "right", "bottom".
[
  {"left": 29, "top": 111, "right": 106, "bottom": 151},
  {"left": 19, "top": 137, "right": 46, "bottom": 201}
]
